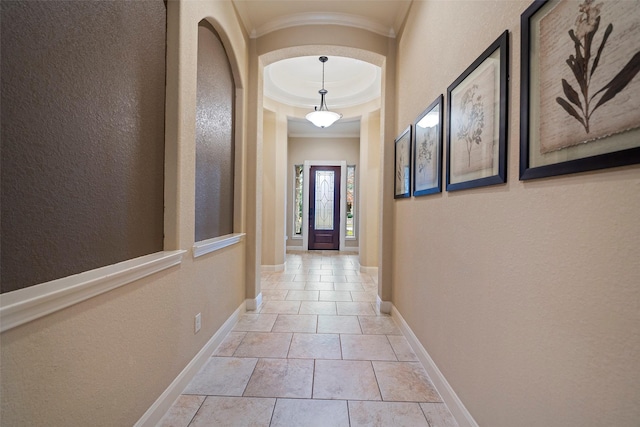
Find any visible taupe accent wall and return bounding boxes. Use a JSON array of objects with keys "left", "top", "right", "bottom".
[
  {"left": 0, "top": 1, "right": 166, "bottom": 293},
  {"left": 195, "top": 20, "right": 235, "bottom": 242}
]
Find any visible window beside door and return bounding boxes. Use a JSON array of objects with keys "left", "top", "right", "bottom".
[
  {"left": 346, "top": 165, "right": 356, "bottom": 238},
  {"left": 294, "top": 163, "right": 356, "bottom": 241},
  {"left": 293, "top": 164, "right": 304, "bottom": 237}
]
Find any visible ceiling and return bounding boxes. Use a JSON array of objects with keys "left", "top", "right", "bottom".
[
  {"left": 231, "top": 0, "right": 412, "bottom": 39},
  {"left": 231, "top": 0, "right": 412, "bottom": 137}
]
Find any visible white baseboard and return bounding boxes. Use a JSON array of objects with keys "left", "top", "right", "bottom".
[
  {"left": 261, "top": 264, "right": 285, "bottom": 272},
  {"left": 391, "top": 305, "right": 478, "bottom": 427},
  {"left": 286, "top": 246, "right": 305, "bottom": 252},
  {"left": 376, "top": 296, "right": 392, "bottom": 314},
  {"left": 360, "top": 265, "right": 378, "bottom": 275},
  {"left": 245, "top": 292, "right": 263, "bottom": 311},
  {"left": 134, "top": 301, "right": 245, "bottom": 427}
]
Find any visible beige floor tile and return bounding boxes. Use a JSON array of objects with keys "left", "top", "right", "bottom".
[
  {"left": 348, "top": 401, "right": 430, "bottom": 427},
  {"left": 336, "top": 301, "right": 377, "bottom": 315},
  {"left": 189, "top": 396, "right": 275, "bottom": 427},
  {"left": 271, "top": 398, "right": 349, "bottom": 427},
  {"left": 317, "top": 315, "right": 362, "bottom": 334},
  {"left": 350, "top": 291, "right": 378, "bottom": 302},
  {"left": 320, "top": 275, "right": 348, "bottom": 283},
  {"left": 160, "top": 253, "right": 454, "bottom": 426},
  {"left": 358, "top": 316, "right": 401, "bottom": 335},
  {"left": 233, "top": 332, "right": 293, "bottom": 358},
  {"left": 272, "top": 314, "right": 317, "bottom": 333},
  {"left": 260, "top": 281, "right": 279, "bottom": 290},
  {"left": 262, "top": 289, "right": 289, "bottom": 301},
  {"left": 307, "top": 269, "right": 334, "bottom": 275},
  {"left": 387, "top": 335, "right": 419, "bottom": 361},
  {"left": 299, "top": 301, "right": 337, "bottom": 315},
  {"left": 304, "top": 282, "right": 335, "bottom": 291},
  {"left": 244, "top": 358, "right": 314, "bottom": 398},
  {"left": 157, "top": 394, "right": 205, "bottom": 427},
  {"left": 334, "top": 283, "right": 365, "bottom": 291},
  {"left": 293, "top": 274, "right": 320, "bottom": 282},
  {"left": 183, "top": 357, "right": 258, "bottom": 396},
  {"left": 233, "top": 314, "right": 278, "bottom": 332},
  {"left": 271, "top": 274, "right": 296, "bottom": 282},
  {"left": 372, "top": 362, "right": 441, "bottom": 402},
  {"left": 213, "top": 332, "right": 246, "bottom": 356},
  {"left": 345, "top": 275, "right": 370, "bottom": 283},
  {"left": 313, "top": 360, "right": 381, "bottom": 400},
  {"left": 362, "top": 282, "right": 378, "bottom": 290},
  {"left": 319, "top": 291, "right": 353, "bottom": 302},
  {"left": 341, "top": 334, "right": 397, "bottom": 361},
  {"left": 259, "top": 301, "right": 301, "bottom": 314},
  {"left": 285, "top": 290, "right": 319, "bottom": 301},
  {"left": 288, "top": 333, "right": 341, "bottom": 359},
  {"left": 338, "top": 270, "right": 359, "bottom": 276},
  {"left": 420, "top": 403, "right": 459, "bottom": 427},
  {"left": 275, "top": 282, "right": 307, "bottom": 290}
]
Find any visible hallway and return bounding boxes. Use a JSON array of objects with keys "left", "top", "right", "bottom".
[{"left": 158, "top": 252, "right": 457, "bottom": 426}]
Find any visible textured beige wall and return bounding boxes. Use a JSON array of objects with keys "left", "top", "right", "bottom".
[
  {"left": 358, "top": 111, "right": 381, "bottom": 268},
  {"left": 0, "top": 1, "right": 249, "bottom": 425},
  {"left": 394, "top": 1, "right": 640, "bottom": 426},
  {"left": 261, "top": 109, "right": 287, "bottom": 266},
  {"left": 262, "top": 110, "right": 277, "bottom": 261}
]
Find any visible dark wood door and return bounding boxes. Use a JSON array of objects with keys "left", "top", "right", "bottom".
[{"left": 308, "top": 166, "right": 341, "bottom": 250}]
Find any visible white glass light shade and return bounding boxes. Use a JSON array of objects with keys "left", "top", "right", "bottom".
[{"left": 305, "top": 110, "right": 342, "bottom": 128}]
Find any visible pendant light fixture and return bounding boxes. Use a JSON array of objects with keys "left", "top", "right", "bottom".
[{"left": 305, "top": 56, "right": 342, "bottom": 128}]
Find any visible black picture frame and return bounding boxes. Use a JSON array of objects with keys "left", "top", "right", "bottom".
[
  {"left": 413, "top": 95, "right": 443, "bottom": 197},
  {"left": 520, "top": 0, "right": 640, "bottom": 180},
  {"left": 394, "top": 126, "right": 411, "bottom": 199},
  {"left": 446, "top": 30, "right": 508, "bottom": 192}
]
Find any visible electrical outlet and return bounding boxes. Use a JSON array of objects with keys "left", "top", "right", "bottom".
[{"left": 195, "top": 313, "right": 202, "bottom": 334}]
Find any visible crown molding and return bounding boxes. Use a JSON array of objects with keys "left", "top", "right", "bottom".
[{"left": 252, "top": 12, "right": 396, "bottom": 39}]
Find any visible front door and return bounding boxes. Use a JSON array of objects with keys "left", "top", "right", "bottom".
[{"left": 308, "top": 166, "right": 341, "bottom": 250}]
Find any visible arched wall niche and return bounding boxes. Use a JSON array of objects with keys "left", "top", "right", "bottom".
[
  {"left": 164, "top": 2, "right": 250, "bottom": 249},
  {"left": 201, "top": 16, "right": 246, "bottom": 90},
  {"left": 194, "top": 19, "right": 236, "bottom": 242}
]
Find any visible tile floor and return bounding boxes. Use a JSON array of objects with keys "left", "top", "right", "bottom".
[{"left": 158, "top": 252, "right": 458, "bottom": 427}]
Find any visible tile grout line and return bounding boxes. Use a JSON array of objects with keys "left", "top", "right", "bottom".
[
  {"left": 385, "top": 334, "right": 400, "bottom": 362},
  {"left": 369, "top": 360, "right": 385, "bottom": 402},
  {"left": 240, "top": 358, "right": 260, "bottom": 398},
  {"left": 185, "top": 395, "right": 207, "bottom": 427},
  {"left": 419, "top": 401, "right": 435, "bottom": 427},
  {"left": 311, "top": 359, "right": 317, "bottom": 399},
  {"left": 267, "top": 397, "right": 278, "bottom": 427}
]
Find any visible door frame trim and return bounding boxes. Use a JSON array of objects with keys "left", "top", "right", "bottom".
[{"left": 302, "top": 160, "right": 347, "bottom": 251}]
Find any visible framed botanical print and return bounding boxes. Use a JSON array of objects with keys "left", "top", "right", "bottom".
[
  {"left": 394, "top": 126, "right": 411, "bottom": 199},
  {"left": 413, "top": 95, "right": 443, "bottom": 197},
  {"left": 520, "top": 0, "right": 640, "bottom": 179},
  {"left": 447, "top": 31, "right": 509, "bottom": 191}
]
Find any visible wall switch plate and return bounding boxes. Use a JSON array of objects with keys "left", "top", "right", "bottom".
[{"left": 195, "top": 313, "right": 202, "bottom": 334}]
